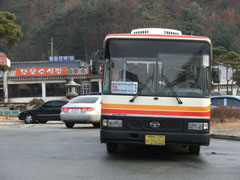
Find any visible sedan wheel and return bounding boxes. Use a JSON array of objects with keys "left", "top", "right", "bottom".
[
  {"left": 39, "top": 120, "right": 47, "bottom": 124},
  {"left": 92, "top": 122, "right": 100, "bottom": 128},
  {"left": 65, "top": 122, "right": 75, "bottom": 128},
  {"left": 24, "top": 114, "right": 34, "bottom": 124}
]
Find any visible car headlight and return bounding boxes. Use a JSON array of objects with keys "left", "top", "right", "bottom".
[
  {"left": 102, "top": 119, "right": 123, "bottom": 127},
  {"left": 188, "top": 122, "right": 208, "bottom": 130}
]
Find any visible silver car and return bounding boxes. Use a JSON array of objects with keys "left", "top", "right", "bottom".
[{"left": 60, "top": 95, "right": 101, "bottom": 128}]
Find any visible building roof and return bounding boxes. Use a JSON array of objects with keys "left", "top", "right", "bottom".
[{"left": 11, "top": 60, "right": 88, "bottom": 69}]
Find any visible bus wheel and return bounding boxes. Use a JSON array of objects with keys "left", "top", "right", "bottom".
[
  {"left": 106, "top": 143, "right": 119, "bottom": 153},
  {"left": 189, "top": 145, "right": 200, "bottom": 155}
]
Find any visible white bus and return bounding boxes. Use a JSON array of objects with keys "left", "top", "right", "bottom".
[{"left": 100, "top": 28, "right": 217, "bottom": 154}]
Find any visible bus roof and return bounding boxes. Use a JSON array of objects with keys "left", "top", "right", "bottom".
[
  {"left": 105, "top": 33, "right": 210, "bottom": 41},
  {"left": 104, "top": 34, "right": 211, "bottom": 49}
]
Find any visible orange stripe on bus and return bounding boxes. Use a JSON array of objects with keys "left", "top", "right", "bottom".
[
  {"left": 102, "top": 104, "right": 210, "bottom": 112},
  {"left": 102, "top": 109, "right": 210, "bottom": 117}
]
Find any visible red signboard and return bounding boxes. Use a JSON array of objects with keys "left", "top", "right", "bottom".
[
  {"left": 0, "top": 59, "right": 7, "bottom": 65},
  {"left": 0, "top": 53, "right": 7, "bottom": 65},
  {"left": 16, "top": 67, "right": 67, "bottom": 77}
]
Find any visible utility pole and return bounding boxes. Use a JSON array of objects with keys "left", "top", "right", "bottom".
[
  {"left": 3, "top": 71, "right": 8, "bottom": 103},
  {"left": 51, "top": 37, "right": 54, "bottom": 57},
  {"left": 49, "top": 37, "right": 54, "bottom": 57}
]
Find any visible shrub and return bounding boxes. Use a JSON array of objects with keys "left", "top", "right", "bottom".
[
  {"left": 211, "top": 105, "right": 240, "bottom": 123},
  {"left": 29, "top": 98, "right": 44, "bottom": 108}
]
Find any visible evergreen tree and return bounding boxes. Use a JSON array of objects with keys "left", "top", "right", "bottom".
[
  {"left": 0, "top": 11, "right": 23, "bottom": 46},
  {"left": 213, "top": 46, "right": 228, "bottom": 65},
  {"left": 180, "top": 2, "right": 206, "bottom": 35},
  {"left": 213, "top": 20, "right": 239, "bottom": 52}
]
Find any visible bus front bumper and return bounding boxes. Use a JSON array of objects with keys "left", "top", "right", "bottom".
[{"left": 100, "top": 129, "right": 210, "bottom": 146}]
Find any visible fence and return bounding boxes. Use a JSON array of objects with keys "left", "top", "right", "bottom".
[{"left": 0, "top": 110, "right": 20, "bottom": 119}]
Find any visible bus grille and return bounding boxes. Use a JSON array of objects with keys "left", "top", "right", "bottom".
[{"left": 127, "top": 118, "right": 184, "bottom": 132}]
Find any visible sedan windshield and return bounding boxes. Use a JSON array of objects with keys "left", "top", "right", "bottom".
[{"left": 103, "top": 39, "right": 210, "bottom": 97}]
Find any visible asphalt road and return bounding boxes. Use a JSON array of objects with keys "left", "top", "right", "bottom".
[{"left": 0, "top": 123, "right": 239, "bottom": 180}]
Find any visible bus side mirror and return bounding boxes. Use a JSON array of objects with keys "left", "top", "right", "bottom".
[
  {"left": 212, "top": 68, "right": 220, "bottom": 83},
  {"left": 91, "top": 50, "right": 104, "bottom": 74}
]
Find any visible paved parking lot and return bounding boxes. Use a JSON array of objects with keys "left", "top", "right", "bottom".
[
  {"left": 0, "top": 118, "right": 93, "bottom": 128},
  {"left": 0, "top": 122, "right": 240, "bottom": 180}
]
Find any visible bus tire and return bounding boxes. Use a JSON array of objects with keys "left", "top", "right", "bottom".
[
  {"left": 189, "top": 145, "right": 200, "bottom": 155},
  {"left": 106, "top": 143, "right": 119, "bottom": 153}
]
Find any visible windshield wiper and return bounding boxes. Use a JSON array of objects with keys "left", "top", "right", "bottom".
[
  {"left": 129, "top": 76, "right": 153, "bottom": 103},
  {"left": 162, "top": 75, "right": 183, "bottom": 104}
]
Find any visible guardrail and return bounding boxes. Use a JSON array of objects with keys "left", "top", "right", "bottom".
[{"left": 0, "top": 110, "right": 20, "bottom": 119}]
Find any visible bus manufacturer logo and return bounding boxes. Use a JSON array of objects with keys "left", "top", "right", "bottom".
[{"left": 150, "top": 121, "right": 160, "bottom": 128}]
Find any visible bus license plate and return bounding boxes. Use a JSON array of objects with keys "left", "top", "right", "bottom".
[{"left": 145, "top": 135, "right": 165, "bottom": 146}]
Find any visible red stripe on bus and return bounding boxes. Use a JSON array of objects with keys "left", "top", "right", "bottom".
[{"left": 102, "top": 109, "right": 210, "bottom": 117}]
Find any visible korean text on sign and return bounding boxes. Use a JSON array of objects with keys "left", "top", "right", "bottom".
[
  {"left": 111, "top": 81, "right": 138, "bottom": 94},
  {"left": 16, "top": 67, "right": 67, "bottom": 76}
]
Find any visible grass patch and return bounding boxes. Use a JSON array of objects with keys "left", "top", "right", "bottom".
[{"left": 211, "top": 106, "right": 240, "bottom": 123}]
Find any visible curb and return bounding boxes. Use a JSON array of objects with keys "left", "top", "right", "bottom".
[
  {"left": 0, "top": 121, "right": 23, "bottom": 125},
  {"left": 211, "top": 134, "right": 240, "bottom": 141}
]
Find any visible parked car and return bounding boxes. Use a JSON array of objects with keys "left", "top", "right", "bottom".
[
  {"left": 211, "top": 95, "right": 240, "bottom": 109},
  {"left": 60, "top": 95, "right": 101, "bottom": 128},
  {"left": 19, "top": 100, "right": 68, "bottom": 124}
]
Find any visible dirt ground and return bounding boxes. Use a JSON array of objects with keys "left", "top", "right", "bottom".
[
  {"left": 211, "top": 121, "right": 240, "bottom": 129},
  {"left": 0, "top": 115, "right": 19, "bottom": 121},
  {"left": 0, "top": 115, "right": 239, "bottom": 130}
]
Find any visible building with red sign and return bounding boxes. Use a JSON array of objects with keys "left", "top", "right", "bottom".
[
  {"left": 0, "top": 53, "right": 11, "bottom": 66},
  {"left": 0, "top": 60, "right": 102, "bottom": 105}
]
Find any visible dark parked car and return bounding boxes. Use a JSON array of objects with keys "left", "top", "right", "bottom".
[
  {"left": 211, "top": 95, "right": 240, "bottom": 109},
  {"left": 19, "top": 100, "right": 68, "bottom": 124}
]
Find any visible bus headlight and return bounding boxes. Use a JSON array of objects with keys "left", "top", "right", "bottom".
[
  {"left": 103, "top": 119, "right": 123, "bottom": 127},
  {"left": 188, "top": 122, "right": 208, "bottom": 130}
]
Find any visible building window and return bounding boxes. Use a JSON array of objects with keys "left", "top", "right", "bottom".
[
  {"left": 81, "top": 80, "right": 90, "bottom": 95},
  {"left": 91, "top": 82, "right": 99, "bottom": 92},
  {"left": 8, "top": 84, "right": 42, "bottom": 98},
  {"left": 46, "top": 83, "right": 65, "bottom": 97}
]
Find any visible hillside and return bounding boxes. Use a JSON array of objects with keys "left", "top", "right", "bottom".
[{"left": 0, "top": 0, "right": 240, "bottom": 62}]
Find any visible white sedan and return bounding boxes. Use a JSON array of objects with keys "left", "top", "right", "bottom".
[{"left": 60, "top": 95, "right": 101, "bottom": 128}]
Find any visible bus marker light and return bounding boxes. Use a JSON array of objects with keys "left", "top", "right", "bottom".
[{"left": 103, "top": 119, "right": 108, "bottom": 127}]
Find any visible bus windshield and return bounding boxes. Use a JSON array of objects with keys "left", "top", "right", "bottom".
[{"left": 103, "top": 39, "right": 211, "bottom": 97}]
